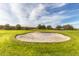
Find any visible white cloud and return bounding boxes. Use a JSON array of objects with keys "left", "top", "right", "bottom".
[
  {"left": 9, "top": 3, "right": 73, "bottom": 27},
  {"left": 49, "top": 3, "right": 66, "bottom": 9},
  {"left": 37, "top": 14, "right": 71, "bottom": 27},
  {"left": 10, "top": 4, "right": 22, "bottom": 22},
  {"left": 9, "top": 3, "right": 40, "bottom": 26},
  {"left": 10, "top": 3, "right": 30, "bottom": 26},
  {"left": 0, "top": 3, "right": 78, "bottom": 28},
  {"left": 27, "top": 4, "right": 67, "bottom": 27},
  {"left": 55, "top": 3, "right": 66, "bottom": 7},
  {"left": 29, "top": 4, "right": 45, "bottom": 21},
  {"left": 0, "top": 4, "right": 15, "bottom": 25}
]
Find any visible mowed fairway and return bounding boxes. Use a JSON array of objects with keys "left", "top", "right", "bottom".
[{"left": 0, "top": 30, "right": 79, "bottom": 56}]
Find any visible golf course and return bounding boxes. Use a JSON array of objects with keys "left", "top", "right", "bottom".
[
  {"left": 0, "top": 3, "right": 79, "bottom": 56},
  {"left": 0, "top": 30, "right": 79, "bottom": 56}
]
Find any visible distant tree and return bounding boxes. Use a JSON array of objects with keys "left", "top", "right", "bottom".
[
  {"left": 47, "top": 25, "right": 52, "bottom": 29},
  {"left": 41, "top": 25, "right": 46, "bottom": 29},
  {"left": 56, "top": 25, "right": 62, "bottom": 30},
  {"left": 15, "top": 24, "right": 21, "bottom": 30},
  {"left": 37, "top": 24, "right": 42, "bottom": 29},
  {"left": 63, "top": 24, "right": 74, "bottom": 30},
  {"left": 10, "top": 26, "right": 16, "bottom": 30},
  {"left": 4, "top": 24, "right": 10, "bottom": 30},
  {"left": 22, "top": 27, "right": 33, "bottom": 30},
  {"left": 0, "top": 25, "right": 3, "bottom": 29},
  {"left": 37, "top": 24, "right": 46, "bottom": 29}
]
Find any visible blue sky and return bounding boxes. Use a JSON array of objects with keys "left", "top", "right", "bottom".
[{"left": 0, "top": 3, "right": 79, "bottom": 28}]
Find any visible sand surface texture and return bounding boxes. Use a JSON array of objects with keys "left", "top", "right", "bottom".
[{"left": 16, "top": 32, "right": 70, "bottom": 42}]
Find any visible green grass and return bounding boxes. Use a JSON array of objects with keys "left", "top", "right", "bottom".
[{"left": 0, "top": 30, "right": 79, "bottom": 56}]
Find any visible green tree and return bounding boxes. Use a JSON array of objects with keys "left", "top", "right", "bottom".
[
  {"left": 63, "top": 24, "right": 74, "bottom": 30},
  {"left": 4, "top": 24, "right": 10, "bottom": 30},
  {"left": 41, "top": 25, "right": 46, "bottom": 29},
  {"left": 37, "top": 24, "right": 42, "bottom": 29},
  {"left": 37, "top": 24, "right": 46, "bottom": 29},
  {"left": 56, "top": 25, "right": 62, "bottom": 30},
  {"left": 15, "top": 24, "right": 21, "bottom": 30},
  {"left": 47, "top": 25, "right": 52, "bottom": 29},
  {"left": 0, "top": 25, "right": 3, "bottom": 29}
]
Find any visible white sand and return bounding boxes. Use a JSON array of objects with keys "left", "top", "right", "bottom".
[{"left": 16, "top": 32, "right": 70, "bottom": 42}]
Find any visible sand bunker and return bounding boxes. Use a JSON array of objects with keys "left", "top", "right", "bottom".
[{"left": 16, "top": 32, "right": 70, "bottom": 42}]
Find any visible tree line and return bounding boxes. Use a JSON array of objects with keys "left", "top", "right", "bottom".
[
  {"left": 0, "top": 24, "right": 35, "bottom": 30},
  {"left": 37, "top": 24, "right": 74, "bottom": 30},
  {"left": 0, "top": 24, "right": 75, "bottom": 30}
]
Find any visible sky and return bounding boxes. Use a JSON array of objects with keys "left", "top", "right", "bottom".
[{"left": 0, "top": 3, "right": 79, "bottom": 28}]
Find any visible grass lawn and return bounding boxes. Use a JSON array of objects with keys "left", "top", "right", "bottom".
[{"left": 0, "top": 30, "right": 79, "bottom": 56}]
